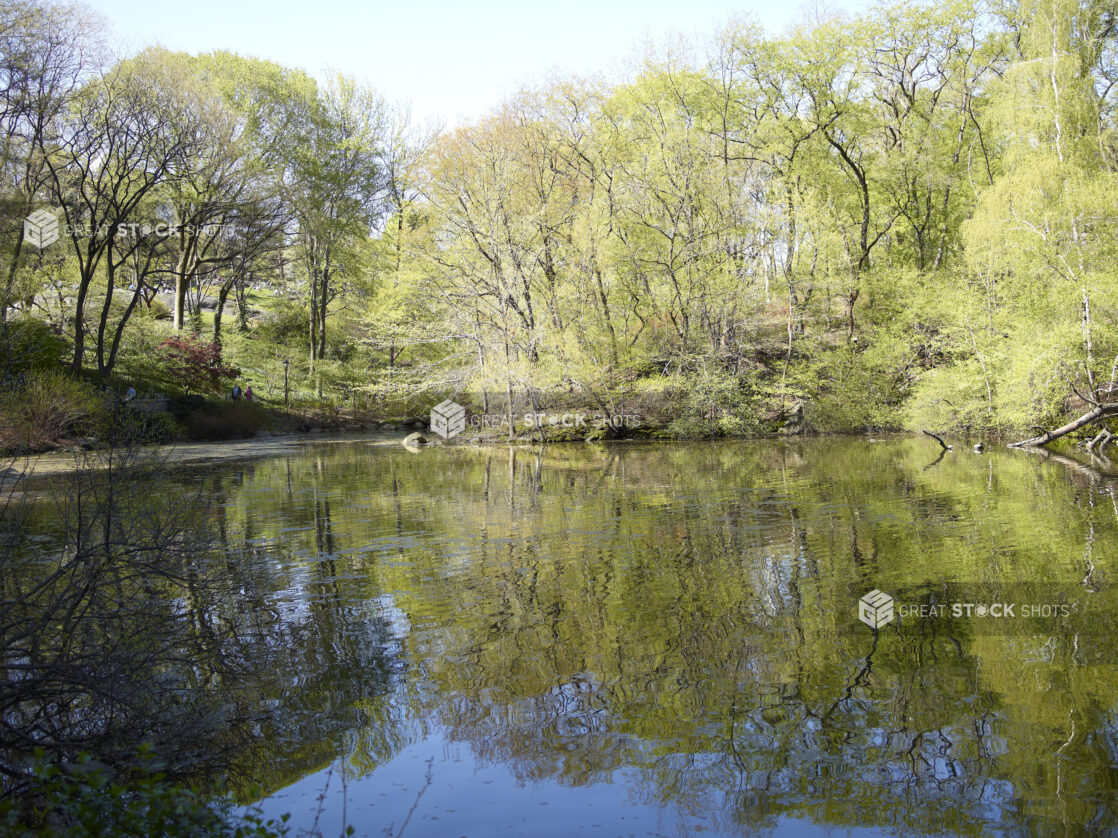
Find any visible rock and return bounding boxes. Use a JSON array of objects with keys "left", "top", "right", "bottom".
[
  {"left": 403, "top": 432, "right": 429, "bottom": 447},
  {"left": 778, "top": 400, "right": 804, "bottom": 435},
  {"left": 256, "top": 428, "right": 272, "bottom": 439},
  {"left": 384, "top": 424, "right": 398, "bottom": 431},
  {"left": 973, "top": 442, "right": 984, "bottom": 452}
]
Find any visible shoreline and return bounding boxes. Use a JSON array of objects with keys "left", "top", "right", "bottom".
[
  {"left": 3, "top": 430, "right": 403, "bottom": 482},
  {"left": 4, "top": 427, "right": 1094, "bottom": 488}
]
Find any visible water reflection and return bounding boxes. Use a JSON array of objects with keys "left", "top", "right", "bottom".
[{"left": 72, "top": 440, "right": 1118, "bottom": 833}]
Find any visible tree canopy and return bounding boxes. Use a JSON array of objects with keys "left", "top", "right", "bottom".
[{"left": 2, "top": 0, "right": 1117, "bottom": 438}]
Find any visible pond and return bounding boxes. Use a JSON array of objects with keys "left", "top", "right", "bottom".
[{"left": 16, "top": 437, "right": 1118, "bottom": 835}]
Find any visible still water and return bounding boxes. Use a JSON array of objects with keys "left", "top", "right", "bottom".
[{"left": 82, "top": 439, "right": 1118, "bottom": 833}]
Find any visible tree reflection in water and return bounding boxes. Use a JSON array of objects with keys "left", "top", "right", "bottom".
[{"left": 13, "top": 439, "right": 1118, "bottom": 834}]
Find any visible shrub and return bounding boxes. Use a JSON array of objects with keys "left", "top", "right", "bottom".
[
  {"left": 103, "top": 406, "right": 187, "bottom": 447},
  {"left": 906, "top": 361, "right": 998, "bottom": 434},
  {"left": 252, "top": 302, "right": 306, "bottom": 346},
  {"left": 0, "top": 318, "right": 67, "bottom": 374},
  {"left": 0, "top": 369, "right": 109, "bottom": 453},
  {"left": 156, "top": 337, "right": 239, "bottom": 397},
  {"left": 182, "top": 401, "right": 270, "bottom": 442},
  {"left": 664, "top": 368, "right": 764, "bottom": 438},
  {"left": 134, "top": 298, "right": 172, "bottom": 321},
  {"left": 798, "top": 344, "right": 907, "bottom": 433}
]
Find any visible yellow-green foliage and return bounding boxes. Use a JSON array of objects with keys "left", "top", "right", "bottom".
[
  {"left": 6, "top": 0, "right": 1118, "bottom": 438},
  {"left": 0, "top": 318, "right": 67, "bottom": 372}
]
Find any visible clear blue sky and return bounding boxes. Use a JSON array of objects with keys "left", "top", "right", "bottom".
[{"left": 82, "top": 0, "right": 868, "bottom": 125}]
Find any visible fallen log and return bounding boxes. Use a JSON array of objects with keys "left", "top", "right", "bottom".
[
  {"left": 1008, "top": 402, "right": 1118, "bottom": 448},
  {"left": 921, "top": 429, "right": 952, "bottom": 451}
]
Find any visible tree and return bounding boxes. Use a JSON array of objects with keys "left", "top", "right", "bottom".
[
  {"left": 42, "top": 50, "right": 200, "bottom": 375},
  {"left": 152, "top": 50, "right": 300, "bottom": 335},
  {"left": 288, "top": 75, "right": 385, "bottom": 384},
  {"left": 966, "top": 0, "right": 1118, "bottom": 440},
  {"left": 0, "top": 0, "right": 100, "bottom": 319}
]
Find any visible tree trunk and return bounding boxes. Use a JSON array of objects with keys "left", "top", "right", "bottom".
[
  {"left": 308, "top": 265, "right": 319, "bottom": 367},
  {"left": 172, "top": 230, "right": 198, "bottom": 331},
  {"left": 213, "top": 279, "right": 234, "bottom": 349},
  {"left": 70, "top": 272, "right": 91, "bottom": 374},
  {"left": 317, "top": 269, "right": 328, "bottom": 361},
  {"left": 2, "top": 205, "right": 29, "bottom": 321},
  {"left": 105, "top": 283, "right": 143, "bottom": 377},
  {"left": 1009, "top": 403, "right": 1118, "bottom": 447},
  {"left": 593, "top": 262, "right": 618, "bottom": 367},
  {"left": 235, "top": 277, "right": 249, "bottom": 331},
  {"left": 95, "top": 242, "right": 119, "bottom": 379},
  {"left": 173, "top": 248, "right": 189, "bottom": 331},
  {"left": 846, "top": 287, "right": 860, "bottom": 342}
]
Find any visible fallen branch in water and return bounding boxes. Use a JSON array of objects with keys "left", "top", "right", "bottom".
[
  {"left": 1009, "top": 403, "right": 1118, "bottom": 448},
  {"left": 921, "top": 429, "right": 952, "bottom": 451},
  {"left": 1085, "top": 429, "right": 1113, "bottom": 455}
]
